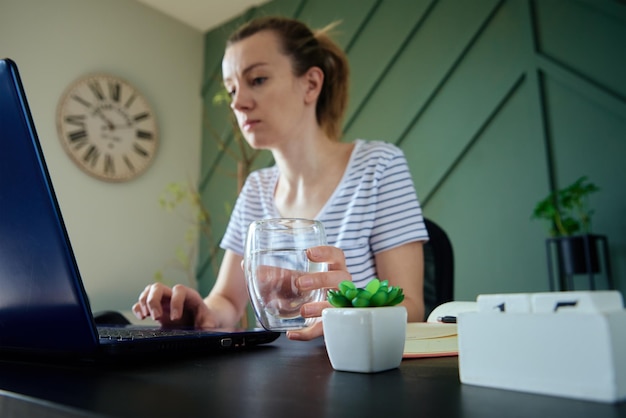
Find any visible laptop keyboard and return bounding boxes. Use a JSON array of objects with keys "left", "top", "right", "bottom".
[{"left": 98, "top": 327, "right": 214, "bottom": 341}]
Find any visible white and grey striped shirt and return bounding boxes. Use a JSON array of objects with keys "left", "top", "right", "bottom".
[{"left": 220, "top": 139, "right": 428, "bottom": 287}]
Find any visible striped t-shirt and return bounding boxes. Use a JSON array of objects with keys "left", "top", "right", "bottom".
[{"left": 220, "top": 139, "right": 428, "bottom": 287}]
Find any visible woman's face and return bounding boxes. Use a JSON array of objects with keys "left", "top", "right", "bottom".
[{"left": 222, "top": 30, "right": 313, "bottom": 150}]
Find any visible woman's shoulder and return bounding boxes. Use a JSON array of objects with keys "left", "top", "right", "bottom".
[
  {"left": 352, "top": 139, "right": 406, "bottom": 165},
  {"left": 245, "top": 165, "right": 279, "bottom": 182},
  {"left": 240, "top": 166, "right": 278, "bottom": 195}
]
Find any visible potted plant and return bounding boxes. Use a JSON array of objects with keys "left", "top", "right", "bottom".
[
  {"left": 531, "top": 176, "right": 609, "bottom": 289},
  {"left": 322, "top": 279, "right": 407, "bottom": 373}
]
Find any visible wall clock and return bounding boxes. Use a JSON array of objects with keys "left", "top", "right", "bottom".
[{"left": 56, "top": 73, "right": 159, "bottom": 182}]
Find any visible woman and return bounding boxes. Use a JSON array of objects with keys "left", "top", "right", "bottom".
[{"left": 133, "top": 16, "right": 428, "bottom": 341}]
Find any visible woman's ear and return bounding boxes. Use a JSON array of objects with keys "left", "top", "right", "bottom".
[{"left": 302, "top": 66, "right": 324, "bottom": 104}]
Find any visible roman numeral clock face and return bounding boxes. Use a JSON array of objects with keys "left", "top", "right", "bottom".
[{"left": 56, "top": 74, "right": 159, "bottom": 182}]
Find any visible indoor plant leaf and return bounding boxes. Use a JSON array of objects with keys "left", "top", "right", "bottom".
[{"left": 327, "top": 278, "right": 405, "bottom": 308}]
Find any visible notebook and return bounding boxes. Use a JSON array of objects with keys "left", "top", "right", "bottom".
[
  {"left": 0, "top": 58, "right": 279, "bottom": 361},
  {"left": 403, "top": 322, "right": 458, "bottom": 358}
]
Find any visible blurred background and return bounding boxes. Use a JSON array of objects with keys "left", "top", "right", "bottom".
[{"left": 1, "top": 0, "right": 624, "bottom": 313}]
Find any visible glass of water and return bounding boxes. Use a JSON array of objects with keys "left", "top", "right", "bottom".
[{"left": 244, "top": 218, "right": 327, "bottom": 331}]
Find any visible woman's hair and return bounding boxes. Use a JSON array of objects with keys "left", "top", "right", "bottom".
[{"left": 227, "top": 16, "right": 349, "bottom": 141}]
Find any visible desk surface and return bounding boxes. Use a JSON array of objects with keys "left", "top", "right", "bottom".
[{"left": 0, "top": 335, "right": 624, "bottom": 418}]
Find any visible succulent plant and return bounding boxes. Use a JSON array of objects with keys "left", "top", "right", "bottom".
[{"left": 327, "top": 278, "right": 404, "bottom": 308}]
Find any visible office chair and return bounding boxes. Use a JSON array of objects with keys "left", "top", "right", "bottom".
[{"left": 422, "top": 218, "right": 455, "bottom": 321}]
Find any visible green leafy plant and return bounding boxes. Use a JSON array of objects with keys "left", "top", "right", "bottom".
[
  {"left": 531, "top": 176, "right": 600, "bottom": 237},
  {"left": 327, "top": 279, "right": 405, "bottom": 308},
  {"left": 154, "top": 180, "right": 216, "bottom": 287}
]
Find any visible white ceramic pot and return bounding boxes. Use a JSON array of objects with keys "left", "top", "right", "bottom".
[{"left": 322, "top": 306, "right": 407, "bottom": 373}]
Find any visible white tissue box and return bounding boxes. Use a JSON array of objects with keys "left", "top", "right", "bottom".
[{"left": 458, "top": 291, "right": 626, "bottom": 403}]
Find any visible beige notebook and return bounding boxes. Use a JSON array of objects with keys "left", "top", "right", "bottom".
[{"left": 403, "top": 322, "right": 458, "bottom": 358}]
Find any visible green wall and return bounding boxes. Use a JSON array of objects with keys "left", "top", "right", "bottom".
[{"left": 197, "top": 0, "right": 626, "bottom": 301}]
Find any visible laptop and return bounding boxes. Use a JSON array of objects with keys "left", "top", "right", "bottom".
[{"left": 0, "top": 58, "right": 279, "bottom": 361}]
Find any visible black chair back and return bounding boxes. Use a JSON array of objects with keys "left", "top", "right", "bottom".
[{"left": 422, "top": 218, "right": 454, "bottom": 321}]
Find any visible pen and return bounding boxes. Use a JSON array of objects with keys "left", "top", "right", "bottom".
[{"left": 437, "top": 316, "right": 457, "bottom": 324}]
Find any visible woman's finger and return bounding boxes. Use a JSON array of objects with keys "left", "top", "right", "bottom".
[
  {"left": 286, "top": 320, "right": 324, "bottom": 341},
  {"left": 301, "top": 301, "right": 332, "bottom": 318},
  {"left": 146, "top": 283, "right": 172, "bottom": 320},
  {"left": 169, "top": 284, "right": 192, "bottom": 321},
  {"left": 307, "top": 245, "right": 347, "bottom": 270},
  {"left": 297, "top": 269, "right": 351, "bottom": 291},
  {"left": 132, "top": 284, "right": 152, "bottom": 318}
]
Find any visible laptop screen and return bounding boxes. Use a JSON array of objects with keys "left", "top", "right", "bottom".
[
  {"left": 0, "top": 58, "right": 103, "bottom": 354},
  {"left": 0, "top": 59, "right": 280, "bottom": 360}
]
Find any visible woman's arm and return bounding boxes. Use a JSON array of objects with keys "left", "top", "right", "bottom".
[
  {"left": 374, "top": 241, "right": 425, "bottom": 322},
  {"left": 203, "top": 249, "right": 250, "bottom": 328}
]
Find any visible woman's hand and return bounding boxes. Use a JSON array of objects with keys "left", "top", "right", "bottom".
[
  {"left": 132, "top": 283, "right": 217, "bottom": 329},
  {"left": 286, "top": 245, "right": 351, "bottom": 341}
]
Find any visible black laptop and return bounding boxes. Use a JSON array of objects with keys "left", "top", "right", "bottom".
[{"left": 0, "top": 58, "right": 279, "bottom": 361}]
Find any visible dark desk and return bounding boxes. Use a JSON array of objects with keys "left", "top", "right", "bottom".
[{"left": 0, "top": 335, "right": 624, "bottom": 417}]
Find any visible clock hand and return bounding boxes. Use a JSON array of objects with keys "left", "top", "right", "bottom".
[
  {"left": 109, "top": 123, "right": 133, "bottom": 129},
  {"left": 94, "top": 109, "right": 115, "bottom": 130}
]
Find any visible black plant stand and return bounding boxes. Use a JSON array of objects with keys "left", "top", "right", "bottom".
[{"left": 546, "top": 234, "right": 614, "bottom": 291}]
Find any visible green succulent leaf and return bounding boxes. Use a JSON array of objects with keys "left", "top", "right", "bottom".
[
  {"left": 339, "top": 281, "right": 356, "bottom": 293},
  {"left": 388, "top": 291, "right": 405, "bottom": 306},
  {"left": 386, "top": 287, "right": 400, "bottom": 302},
  {"left": 356, "top": 289, "right": 373, "bottom": 300},
  {"left": 328, "top": 278, "right": 405, "bottom": 308},
  {"left": 352, "top": 296, "right": 371, "bottom": 307},
  {"left": 327, "top": 290, "right": 350, "bottom": 307},
  {"left": 370, "top": 289, "right": 389, "bottom": 306},
  {"left": 365, "top": 279, "right": 380, "bottom": 295},
  {"left": 344, "top": 288, "right": 358, "bottom": 300}
]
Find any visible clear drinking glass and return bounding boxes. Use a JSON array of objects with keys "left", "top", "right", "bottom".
[{"left": 244, "top": 218, "right": 328, "bottom": 331}]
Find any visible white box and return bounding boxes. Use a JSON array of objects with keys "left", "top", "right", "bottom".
[{"left": 458, "top": 291, "right": 626, "bottom": 403}]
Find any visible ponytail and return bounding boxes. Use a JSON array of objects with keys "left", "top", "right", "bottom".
[{"left": 313, "top": 23, "right": 349, "bottom": 141}]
